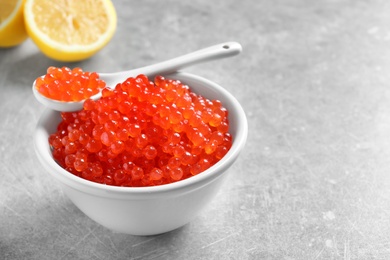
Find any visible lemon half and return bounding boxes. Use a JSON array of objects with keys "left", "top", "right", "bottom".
[
  {"left": 0, "top": 0, "right": 28, "bottom": 47},
  {"left": 24, "top": 0, "right": 117, "bottom": 61}
]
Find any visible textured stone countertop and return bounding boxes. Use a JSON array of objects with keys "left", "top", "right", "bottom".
[{"left": 2, "top": 0, "right": 390, "bottom": 259}]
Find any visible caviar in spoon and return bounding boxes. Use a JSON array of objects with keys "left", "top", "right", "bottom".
[
  {"left": 34, "top": 67, "right": 105, "bottom": 102},
  {"left": 32, "top": 42, "right": 242, "bottom": 112}
]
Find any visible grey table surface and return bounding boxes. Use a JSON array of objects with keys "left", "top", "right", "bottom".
[{"left": 2, "top": 0, "right": 390, "bottom": 259}]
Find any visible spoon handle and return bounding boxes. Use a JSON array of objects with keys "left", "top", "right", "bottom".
[{"left": 100, "top": 42, "right": 242, "bottom": 86}]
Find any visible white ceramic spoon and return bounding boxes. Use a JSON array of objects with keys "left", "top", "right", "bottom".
[{"left": 32, "top": 42, "right": 242, "bottom": 112}]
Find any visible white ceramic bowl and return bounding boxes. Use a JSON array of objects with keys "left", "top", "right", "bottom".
[{"left": 34, "top": 72, "right": 248, "bottom": 236}]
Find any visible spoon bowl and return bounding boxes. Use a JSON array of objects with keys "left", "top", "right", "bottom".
[{"left": 32, "top": 42, "right": 242, "bottom": 112}]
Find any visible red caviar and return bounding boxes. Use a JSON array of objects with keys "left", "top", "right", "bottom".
[
  {"left": 35, "top": 66, "right": 106, "bottom": 102},
  {"left": 48, "top": 68, "right": 232, "bottom": 187}
]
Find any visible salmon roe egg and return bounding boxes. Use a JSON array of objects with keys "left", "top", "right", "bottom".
[
  {"left": 35, "top": 66, "right": 106, "bottom": 102},
  {"left": 48, "top": 74, "right": 232, "bottom": 187}
]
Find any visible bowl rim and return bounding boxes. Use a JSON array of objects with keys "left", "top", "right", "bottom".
[{"left": 34, "top": 71, "right": 248, "bottom": 195}]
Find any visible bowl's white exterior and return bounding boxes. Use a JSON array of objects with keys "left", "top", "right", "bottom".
[{"left": 34, "top": 72, "right": 248, "bottom": 235}]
